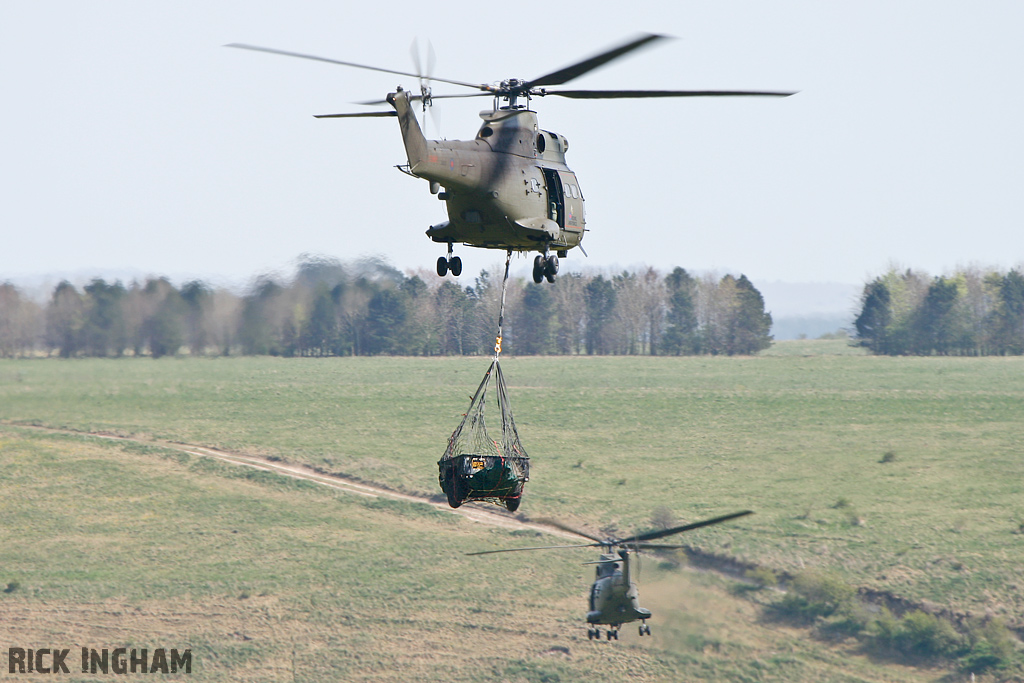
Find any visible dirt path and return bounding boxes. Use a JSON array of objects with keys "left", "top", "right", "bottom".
[{"left": 5, "top": 423, "right": 583, "bottom": 542}]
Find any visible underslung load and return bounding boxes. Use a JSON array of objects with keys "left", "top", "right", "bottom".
[
  {"left": 438, "top": 358, "right": 529, "bottom": 512},
  {"left": 438, "top": 251, "right": 528, "bottom": 512}
]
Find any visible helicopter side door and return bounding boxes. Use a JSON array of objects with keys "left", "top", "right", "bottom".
[{"left": 540, "top": 167, "right": 565, "bottom": 229}]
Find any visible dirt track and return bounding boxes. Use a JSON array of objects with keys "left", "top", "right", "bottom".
[{"left": 7, "top": 423, "right": 584, "bottom": 542}]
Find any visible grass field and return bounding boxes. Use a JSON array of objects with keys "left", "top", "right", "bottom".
[
  {"left": 2, "top": 341, "right": 1022, "bottom": 679},
  {"left": 0, "top": 429, "right": 941, "bottom": 682}
]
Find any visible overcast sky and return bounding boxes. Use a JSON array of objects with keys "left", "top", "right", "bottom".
[{"left": 3, "top": 1, "right": 1022, "bottom": 295}]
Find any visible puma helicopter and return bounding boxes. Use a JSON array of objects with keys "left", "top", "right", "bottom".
[
  {"left": 468, "top": 509, "right": 753, "bottom": 640},
  {"left": 227, "top": 35, "right": 792, "bottom": 283}
]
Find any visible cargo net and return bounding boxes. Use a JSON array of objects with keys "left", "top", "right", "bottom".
[
  {"left": 438, "top": 358, "right": 530, "bottom": 511},
  {"left": 438, "top": 250, "right": 529, "bottom": 512}
]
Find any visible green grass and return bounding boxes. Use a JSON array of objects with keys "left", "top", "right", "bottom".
[
  {"left": 2, "top": 345, "right": 1023, "bottom": 671},
  {"left": 0, "top": 431, "right": 935, "bottom": 682}
]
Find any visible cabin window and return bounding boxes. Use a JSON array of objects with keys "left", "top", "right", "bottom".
[
  {"left": 536, "top": 133, "right": 545, "bottom": 153},
  {"left": 479, "top": 126, "right": 493, "bottom": 138}
]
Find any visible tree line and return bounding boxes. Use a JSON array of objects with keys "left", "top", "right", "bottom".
[
  {"left": 0, "top": 256, "right": 773, "bottom": 358},
  {"left": 854, "top": 267, "right": 1024, "bottom": 355}
]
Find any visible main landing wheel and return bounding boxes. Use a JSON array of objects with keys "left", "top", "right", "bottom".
[
  {"left": 437, "top": 255, "right": 462, "bottom": 277},
  {"left": 544, "top": 254, "right": 559, "bottom": 283},
  {"left": 533, "top": 254, "right": 559, "bottom": 284}
]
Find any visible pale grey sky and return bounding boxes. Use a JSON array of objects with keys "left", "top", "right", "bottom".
[{"left": 2, "top": 1, "right": 1022, "bottom": 294}]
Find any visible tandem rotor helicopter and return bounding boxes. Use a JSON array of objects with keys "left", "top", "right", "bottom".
[
  {"left": 227, "top": 35, "right": 793, "bottom": 283},
  {"left": 468, "top": 509, "right": 753, "bottom": 640}
]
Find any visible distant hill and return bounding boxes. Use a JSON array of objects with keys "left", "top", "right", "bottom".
[{"left": 752, "top": 281, "right": 860, "bottom": 340}]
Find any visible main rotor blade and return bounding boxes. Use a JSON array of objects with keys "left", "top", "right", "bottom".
[
  {"left": 624, "top": 510, "right": 754, "bottom": 544},
  {"left": 540, "top": 89, "right": 796, "bottom": 99},
  {"left": 533, "top": 518, "right": 607, "bottom": 544},
  {"left": 354, "top": 92, "right": 491, "bottom": 106},
  {"left": 313, "top": 111, "right": 397, "bottom": 119},
  {"left": 225, "top": 43, "right": 490, "bottom": 91},
  {"left": 466, "top": 543, "right": 598, "bottom": 556},
  {"left": 526, "top": 33, "right": 668, "bottom": 89}
]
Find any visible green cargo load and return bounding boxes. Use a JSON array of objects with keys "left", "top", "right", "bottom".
[{"left": 438, "top": 359, "right": 529, "bottom": 512}]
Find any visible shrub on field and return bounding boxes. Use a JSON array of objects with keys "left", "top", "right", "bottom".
[
  {"left": 959, "top": 618, "right": 1019, "bottom": 674},
  {"left": 649, "top": 506, "right": 676, "bottom": 530},
  {"left": 773, "top": 571, "right": 856, "bottom": 622},
  {"left": 869, "top": 609, "right": 963, "bottom": 660}
]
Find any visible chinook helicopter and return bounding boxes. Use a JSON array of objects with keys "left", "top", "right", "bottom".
[
  {"left": 227, "top": 35, "right": 793, "bottom": 283},
  {"left": 467, "top": 509, "right": 753, "bottom": 640}
]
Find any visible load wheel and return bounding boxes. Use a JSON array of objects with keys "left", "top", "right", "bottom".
[
  {"left": 437, "top": 256, "right": 448, "bottom": 277},
  {"left": 442, "top": 471, "right": 462, "bottom": 508}
]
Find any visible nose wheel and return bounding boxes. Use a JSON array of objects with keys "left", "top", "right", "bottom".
[
  {"left": 639, "top": 623, "right": 651, "bottom": 636},
  {"left": 437, "top": 244, "right": 462, "bottom": 277},
  {"left": 532, "top": 253, "right": 559, "bottom": 284}
]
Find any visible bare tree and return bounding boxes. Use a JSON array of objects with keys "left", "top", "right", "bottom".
[{"left": 0, "top": 283, "right": 42, "bottom": 357}]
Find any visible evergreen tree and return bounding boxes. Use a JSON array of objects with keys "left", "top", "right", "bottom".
[
  {"left": 855, "top": 279, "right": 892, "bottom": 354},
  {"left": 727, "top": 275, "right": 773, "bottom": 355},
  {"left": 365, "top": 287, "right": 407, "bottom": 355},
  {"left": 912, "top": 276, "right": 962, "bottom": 355},
  {"left": 661, "top": 267, "right": 698, "bottom": 355},
  {"left": 81, "top": 279, "right": 128, "bottom": 357},
  {"left": 993, "top": 269, "right": 1024, "bottom": 354}
]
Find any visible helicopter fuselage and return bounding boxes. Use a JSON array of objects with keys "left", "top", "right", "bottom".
[
  {"left": 389, "top": 89, "right": 585, "bottom": 254},
  {"left": 586, "top": 550, "right": 652, "bottom": 627}
]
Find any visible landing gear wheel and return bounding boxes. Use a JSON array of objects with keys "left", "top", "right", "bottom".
[
  {"left": 587, "top": 628, "right": 596, "bottom": 640},
  {"left": 639, "top": 624, "right": 651, "bottom": 636},
  {"left": 436, "top": 257, "right": 449, "bottom": 277},
  {"left": 607, "top": 629, "right": 618, "bottom": 640},
  {"left": 545, "top": 254, "right": 559, "bottom": 277},
  {"left": 504, "top": 495, "right": 521, "bottom": 512},
  {"left": 532, "top": 255, "right": 544, "bottom": 284},
  {"left": 449, "top": 256, "right": 462, "bottom": 277}
]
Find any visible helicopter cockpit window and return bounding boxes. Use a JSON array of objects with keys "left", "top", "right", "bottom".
[
  {"left": 479, "top": 126, "right": 493, "bottom": 138},
  {"left": 536, "top": 133, "right": 545, "bottom": 153}
]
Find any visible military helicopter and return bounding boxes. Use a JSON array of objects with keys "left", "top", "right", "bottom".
[
  {"left": 467, "top": 509, "right": 753, "bottom": 640},
  {"left": 227, "top": 35, "right": 793, "bottom": 283}
]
